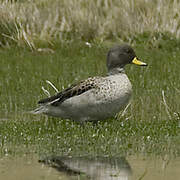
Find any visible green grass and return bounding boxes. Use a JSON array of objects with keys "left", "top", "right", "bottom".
[{"left": 0, "top": 39, "right": 180, "bottom": 158}]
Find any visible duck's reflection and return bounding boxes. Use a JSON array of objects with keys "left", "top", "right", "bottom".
[{"left": 39, "top": 156, "right": 132, "bottom": 180}]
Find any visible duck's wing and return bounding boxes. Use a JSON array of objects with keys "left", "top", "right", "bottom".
[{"left": 38, "top": 77, "right": 99, "bottom": 106}]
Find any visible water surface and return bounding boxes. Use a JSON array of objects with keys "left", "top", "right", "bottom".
[{"left": 0, "top": 155, "right": 179, "bottom": 180}]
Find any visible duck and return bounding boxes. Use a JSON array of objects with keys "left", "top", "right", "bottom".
[{"left": 32, "top": 44, "right": 147, "bottom": 122}]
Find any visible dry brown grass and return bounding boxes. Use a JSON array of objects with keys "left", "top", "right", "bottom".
[{"left": 0, "top": 0, "right": 180, "bottom": 49}]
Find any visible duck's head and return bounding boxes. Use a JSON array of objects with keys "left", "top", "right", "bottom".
[{"left": 107, "top": 44, "right": 147, "bottom": 74}]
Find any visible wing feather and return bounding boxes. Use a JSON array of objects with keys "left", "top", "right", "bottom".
[{"left": 38, "top": 77, "right": 99, "bottom": 106}]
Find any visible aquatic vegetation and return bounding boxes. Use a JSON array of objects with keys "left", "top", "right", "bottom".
[{"left": 0, "top": 41, "right": 179, "bottom": 158}]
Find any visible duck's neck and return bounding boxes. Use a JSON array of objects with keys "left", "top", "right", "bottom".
[{"left": 107, "top": 67, "right": 125, "bottom": 75}]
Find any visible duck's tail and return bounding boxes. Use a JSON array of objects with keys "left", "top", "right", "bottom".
[{"left": 30, "top": 105, "right": 48, "bottom": 114}]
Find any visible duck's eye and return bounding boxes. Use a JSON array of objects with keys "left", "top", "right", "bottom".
[{"left": 126, "top": 49, "right": 131, "bottom": 54}]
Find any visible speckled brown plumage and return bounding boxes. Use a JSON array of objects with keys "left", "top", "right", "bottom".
[{"left": 38, "top": 77, "right": 100, "bottom": 106}]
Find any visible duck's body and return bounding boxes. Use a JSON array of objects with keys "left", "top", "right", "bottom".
[
  {"left": 33, "top": 44, "right": 147, "bottom": 122},
  {"left": 34, "top": 73, "right": 132, "bottom": 122}
]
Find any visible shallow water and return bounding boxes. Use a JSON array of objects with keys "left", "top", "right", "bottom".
[{"left": 0, "top": 155, "right": 179, "bottom": 180}]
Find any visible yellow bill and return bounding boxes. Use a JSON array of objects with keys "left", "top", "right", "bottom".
[{"left": 132, "top": 57, "right": 147, "bottom": 66}]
